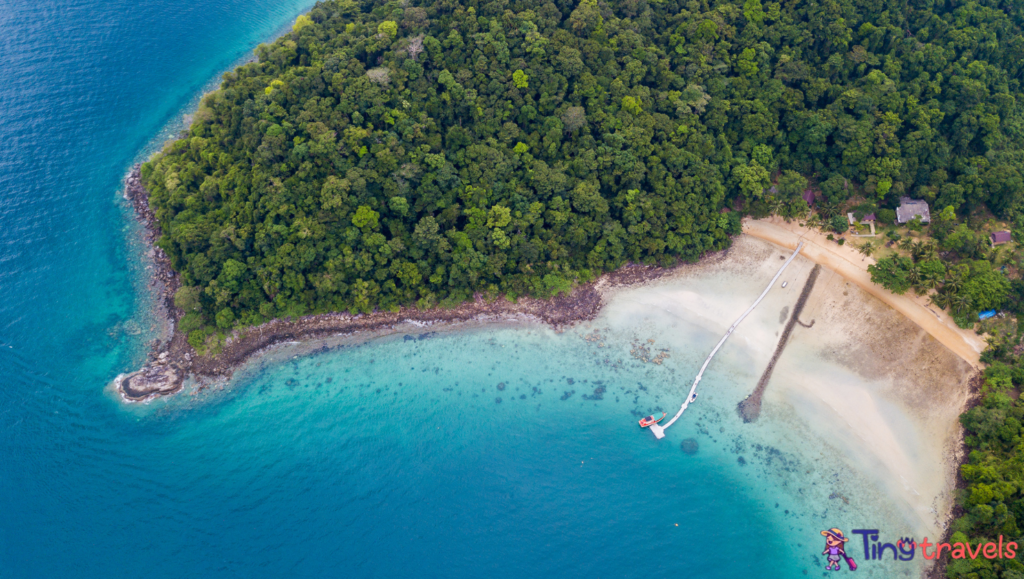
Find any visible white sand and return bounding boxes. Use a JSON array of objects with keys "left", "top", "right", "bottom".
[{"left": 597, "top": 235, "right": 974, "bottom": 538}]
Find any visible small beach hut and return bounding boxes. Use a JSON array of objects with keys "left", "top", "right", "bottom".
[
  {"left": 846, "top": 212, "right": 876, "bottom": 236},
  {"left": 802, "top": 189, "right": 815, "bottom": 207},
  {"left": 991, "top": 231, "right": 1012, "bottom": 247}
]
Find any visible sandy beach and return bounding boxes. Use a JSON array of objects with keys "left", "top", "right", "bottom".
[
  {"left": 743, "top": 216, "right": 985, "bottom": 367},
  {"left": 776, "top": 261, "right": 975, "bottom": 537},
  {"left": 599, "top": 235, "right": 976, "bottom": 541}
]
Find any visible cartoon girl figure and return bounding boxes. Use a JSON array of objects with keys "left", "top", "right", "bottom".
[{"left": 821, "top": 528, "right": 855, "bottom": 571}]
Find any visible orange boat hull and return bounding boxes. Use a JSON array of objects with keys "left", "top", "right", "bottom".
[{"left": 639, "top": 413, "right": 666, "bottom": 428}]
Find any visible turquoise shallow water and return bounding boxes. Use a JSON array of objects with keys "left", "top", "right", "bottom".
[
  {"left": 119, "top": 327, "right": 809, "bottom": 576},
  {"left": 0, "top": 0, "right": 932, "bottom": 576}
]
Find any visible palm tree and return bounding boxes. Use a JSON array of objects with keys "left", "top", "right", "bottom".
[
  {"left": 921, "top": 269, "right": 942, "bottom": 291},
  {"left": 817, "top": 199, "right": 840, "bottom": 220},
  {"left": 884, "top": 259, "right": 902, "bottom": 278},
  {"left": 898, "top": 237, "right": 914, "bottom": 251},
  {"left": 859, "top": 242, "right": 874, "bottom": 257},
  {"left": 907, "top": 266, "right": 921, "bottom": 289},
  {"left": 931, "top": 291, "right": 952, "bottom": 310},
  {"left": 952, "top": 293, "right": 971, "bottom": 314},
  {"left": 944, "top": 272, "right": 964, "bottom": 294},
  {"left": 910, "top": 240, "right": 936, "bottom": 262}
]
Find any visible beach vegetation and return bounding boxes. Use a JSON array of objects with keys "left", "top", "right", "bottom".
[
  {"left": 830, "top": 215, "right": 848, "bottom": 234},
  {"left": 953, "top": 373, "right": 1024, "bottom": 578},
  {"left": 140, "top": 0, "right": 1024, "bottom": 341}
]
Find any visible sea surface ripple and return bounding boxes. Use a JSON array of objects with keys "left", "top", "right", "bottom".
[{"left": 0, "top": 1, "right": 913, "bottom": 577}]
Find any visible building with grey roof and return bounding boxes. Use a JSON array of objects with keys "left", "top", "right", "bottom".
[{"left": 895, "top": 197, "right": 930, "bottom": 224}]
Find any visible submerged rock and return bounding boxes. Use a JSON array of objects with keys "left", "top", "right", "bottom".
[{"left": 680, "top": 438, "right": 699, "bottom": 455}]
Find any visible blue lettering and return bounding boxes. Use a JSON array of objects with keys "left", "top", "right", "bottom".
[
  {"left": 853, "top": 529, "right": 880, "bottom": 560},
  {"left": 879, "top": 542, "right": 898, "bottom": 560},
  {"left": 897, "top": 538, "right": 916, "bottom": 561}
]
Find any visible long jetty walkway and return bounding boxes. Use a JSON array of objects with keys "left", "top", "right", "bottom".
[
  {"left": 736, "top": 264, "right": 821, "bottom": 423},
  {"left": 648, "top": 242, "right": 804, "bottom": 439}
]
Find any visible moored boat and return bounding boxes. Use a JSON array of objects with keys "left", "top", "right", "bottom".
[{"left": 639, "top": 412, "right": 666, "bottom": 428}]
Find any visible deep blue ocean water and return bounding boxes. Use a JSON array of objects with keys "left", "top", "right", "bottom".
[{"left": 0, "top": 1, "right": 922, "bottom": 577}]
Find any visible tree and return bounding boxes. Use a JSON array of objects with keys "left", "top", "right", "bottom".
[
  {"left": 512, "top": 69, "right": 529, "bottom": 89},
  {"left": 917, "top": 260, "right": 946, "bottom": 290},
  {"left": 137, "top": 0, "right": 1024, "bottom": 360},
  {"left": 962, "top": 261, "right": 1010, "bottom": 312},
  {"left": 751, "top": 145, "right": 774, "bottom": 172},
  {"left": 568, "top": 0, "right": 603, "bottom": 36},
  {"left": 378, "top": 21, "right": 397, "bottom": 39},
  {"left": 733, "top": 163, "right": 770, "bottom": 200},
  {"left": 743, "top": 0, "right": 765, "bottom": 24},
  {"left": 561, "top": 107, "right": 587, "bottom": 132},
  {"left": 174, "top": 286, "right": 203, "bottom": 312},
  {"left": 931, "top": 290, "right": 952, "bottom": 310},
  {"left": 831, "top": 214, "right": 848, "bottom": 233},
  {"left": 621, "top": 96, "right": 642, "bottom": 115},
  {"left": 293, "top": 14, "right": 314, "bottom": 32},
  {"left": 952, "top": 293, "right": 971, "bottom": 314},
  {"left": 868, "top": 255, "right": 914, "bottom": 294},
  {"left": 817, "top": 199, "right": 841, "bottom": 220},
  {"left": 215, "top": 307, "right": 236, "bottom": 329},
  {"left": 352, "top": 206, "right": 380, "bottom": 231},
  {"left": 820, "top": 175, "right": 849, "bottom": 203},
  {"left": 389, "top": 196, "right": 409, "bottom": 216},
  {"left": 910, "top": 241, "right": 936, "bottom": 263},
  {"left": 777, "top": 171, "right": 808, "bottom": 200},
  {"left": 876, "top": 208, "right": 896, "bottom": 224}
]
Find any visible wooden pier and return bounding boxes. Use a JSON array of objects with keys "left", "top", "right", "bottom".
[{"left": 649, "top": 242, "right": 804, "bottom": 439}]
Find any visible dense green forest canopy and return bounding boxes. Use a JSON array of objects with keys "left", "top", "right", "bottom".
[
  {"left": 951, "top": 362, "right": 1024, "bottom": 579},
  {"left": 142, "top": 0, "right": 1024, "bottom": 339}
]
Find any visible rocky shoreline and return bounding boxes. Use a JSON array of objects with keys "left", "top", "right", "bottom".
[{"left": 115, "top": 164, "right": 725, "bottom": 402}]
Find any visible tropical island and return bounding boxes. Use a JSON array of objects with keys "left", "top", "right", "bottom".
[{"left": 118, "top": 0, "right": 1024, "bottom": 575}]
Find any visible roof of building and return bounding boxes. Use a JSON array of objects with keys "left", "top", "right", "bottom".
[
  {"left": 802, "top": 189, "right": 815, "bottom": 206},
  {"left": 991, "top": 231, "right": 1012, "bottom": 244},
  {"left": 895, "top": 197, "right": 930, "bottom": 223}
]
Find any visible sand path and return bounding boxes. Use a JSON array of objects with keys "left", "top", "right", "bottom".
[{"left": 743, "top": 216, "right": 985, "bottom": 367}]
